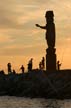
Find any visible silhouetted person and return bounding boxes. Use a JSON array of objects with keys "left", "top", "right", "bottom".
[
  {"left": 36, "top": 11, "right": 55, "bottom": 48},
  {"left": 28, "top": 58, "right": 33, "bottom": 71},
  {"left": 57, "top": 61, "right": 61, "bottom": 70},
  {"left": 41, "top": 57, "right": 45, "bottom": 69},
  {"left": 20, "top": 65, "right": 25, "bottom": 73},
  {"left": 7, "top": 63, "right": 12, "bottom": 74},
  {"left": 39, "top": 57, "right": 45, "bottom": 70},
  {"left": 39, "top": 62, "right": 42, "bottom": 70},
  {"left": 13, "top": 69, "right": 16, "bottom": 74},
  {"left": 0, "top": 70, "right": 4, "bottom": 75}
]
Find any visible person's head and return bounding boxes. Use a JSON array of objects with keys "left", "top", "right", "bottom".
[
  {"left": 57, "top": 61, "right": 59, "bottom": 63},
  {"left": 31, "top": 58, "right": 33, "bottom": 61},
  {"left": 42, "top": 57, "right": 44, "bottom": 59}
]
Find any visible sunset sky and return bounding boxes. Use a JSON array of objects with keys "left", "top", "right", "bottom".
[{"left": 0, "top": 0, "right": 71, "bottom": 73}]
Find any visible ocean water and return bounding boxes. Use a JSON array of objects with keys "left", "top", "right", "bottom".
[{"left": 0, "top": 96, "right": 70, "bottom": 108}]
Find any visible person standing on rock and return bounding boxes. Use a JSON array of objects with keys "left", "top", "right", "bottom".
[
  {"left": 57, "top": 61, "right": 61, "bottom": 70},
  {"left": 7, "top": 63, "right": 12, "bottom": 74},
  {"left": 20, "top": 65, "right": 25, "bottom": 73},
  {"left": 41, "top": 57, "right": 45, "bottom": 70},
  {"left": 28, "top": 58, "right": 33, "bottom": 71}
]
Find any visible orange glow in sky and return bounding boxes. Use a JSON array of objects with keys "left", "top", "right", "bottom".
[{"left": 0, "top": 0, "right": 71, "bottom": 73}]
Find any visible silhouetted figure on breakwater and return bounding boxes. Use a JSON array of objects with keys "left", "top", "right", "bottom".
[
  {"left": 39, "top": 62, "right": 42, "bottom": 70},
  {"left": 57, "top": 61, "right": 61, "bottom": 70},
  {"left": 0, "top": 70, "right": 4, "bottom": 75},
  {"left": 39, "top": 57, "right": 45, "bottom": 70},
  {"left": 20, "top": 65, "right": 25, "bottom": 73},
  {"left": 28, "top": 58, "right": 33, "bottom": 71},
  {"left": 13, "top": 69, "right": 16, "bottom": 74},
  {"left": 36, "top": 11, "right": 56, "bottom": 71},
  {"left": 7, "top": 63, "right": 12, "bottom": 74},
  {"left": 41, "top": 57, "right": 45, "bottom": 69}
]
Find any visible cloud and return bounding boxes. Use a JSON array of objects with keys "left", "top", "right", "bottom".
[
  {"left": 0, "top": 43, "right": 45, "bottom": 56},
  {"left": 0, "top": 0, "right": 71, "bottom": 70}
]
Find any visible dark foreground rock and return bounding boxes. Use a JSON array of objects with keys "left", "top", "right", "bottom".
[{"left": 0, "top": 69, "right": 71, "bottom": 99}]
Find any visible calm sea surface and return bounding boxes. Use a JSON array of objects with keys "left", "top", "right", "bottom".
[{"left": 0, "top": 96, "right": 70, "bottom": 108}]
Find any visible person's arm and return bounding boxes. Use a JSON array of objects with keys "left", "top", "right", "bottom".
[{"left": 35, "top": 24, "right": 46, "bottom": 29}]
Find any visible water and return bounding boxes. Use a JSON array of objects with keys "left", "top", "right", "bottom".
[{"left": 0, "top": 96, "right": 70, "bottom": 108}]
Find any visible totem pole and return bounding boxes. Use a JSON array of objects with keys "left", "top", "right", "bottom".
[{"left": 36, "top": 11, "right": 56, "bottom": 71}]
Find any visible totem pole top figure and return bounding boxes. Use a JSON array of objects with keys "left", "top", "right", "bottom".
[{"left": 36, "top": 10, "right": 56, "bottom": 48}]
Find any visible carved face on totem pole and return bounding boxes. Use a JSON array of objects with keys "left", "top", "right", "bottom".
[{"left": 45, "top": 11, "right": 55, "bottom": 48}]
